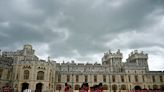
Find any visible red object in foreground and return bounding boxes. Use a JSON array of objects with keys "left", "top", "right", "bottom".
[{"left": 2, "top": 86, "right": 12, "bottom": 92}]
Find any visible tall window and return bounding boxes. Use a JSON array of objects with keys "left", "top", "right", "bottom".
[
  {"left": 0, "top": 69, "right": 3, "bottom": 79},
  {"left": 103, "top": 75, "right": 106, "bottom": 82},
  {"left": 24, "top": 70, "right": 29, "bottom": 79},
  {"left": 58, "top": 75, "right": 61, "bottom": 82},
  {"left": 152, "top": 76, "right": 155, "bottom": 82},
  {"left": 7, "top": 70, "right": 10, "bottom": 79},
  {"left": 76, "top": 75, "right": 79, "bottom": 82},
  {"left": 112, "top": 75, "right": 115, "bottom": 82},
  {"left": 142, "top": 75, "right": 145, "bottom": 82},
  {"left": 128, "top": 75, "right": 131, "bottom": 82},
  {"left": 85, "top": 75, "right": 88, "bottom": 82},
  {"left": 160, "top": 76, "right": 163, "bottom": 82},
  {"left": 94, "top": 75, "right": 97, "bottom": 82},
  {"left": 67, "top": 75, "right": 70, "bottom": 82},
  {"left": 135, "top": 75, "right": 138, "bottom": 82},
  {"left": 121, "top": 75, "right": 124, "bottom": 82},
  {"left": 37, "top": 71, "right": 44, "bottom": 80}
]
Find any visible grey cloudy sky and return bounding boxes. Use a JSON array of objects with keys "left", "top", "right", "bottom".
[{"left": 0, "top": 0, "right": 164, "bottom": 70}]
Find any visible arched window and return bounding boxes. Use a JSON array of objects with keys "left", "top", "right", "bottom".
[
  {"left": 56, "top": 84, "right": 61, "bottom": 90},
  {"left": 24, "top": 70, "right": 29, "bottom": 79},
  {"left": 153, "top": 85, "right": 158, "bottom": 90},
  {"left": 75, "top": 84, "right": 80, "bottom": 90},
  {"left": 112, "top": 85, "right": 117, "bottom": 90},
  {"left": 103, "top": 84, "right": 108, "bottom": 90},
  {"left": 37, "top": 71, "right": 44, "bottom": 80},
  {"left": 121, "top": 85, "right": 126, "bottom": 90}
]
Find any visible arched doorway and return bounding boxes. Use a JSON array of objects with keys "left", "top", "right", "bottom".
[
  {"left": 35, "top": 83, "right": 43, "bottom": 92},
  {"left": 22, "top": 83, "right": 29, "bottom": 92},
  {"left": 134, "top": 85, "right": 141, "bottom": 90}
]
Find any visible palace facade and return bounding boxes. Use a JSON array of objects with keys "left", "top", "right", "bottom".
[{"left": 0, "top": 44, "right": 164, "bottom": 92}]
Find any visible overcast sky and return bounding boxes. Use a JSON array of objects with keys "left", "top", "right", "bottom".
[{"left": 0, "top": 0, "right": 164, "bottom": 70}]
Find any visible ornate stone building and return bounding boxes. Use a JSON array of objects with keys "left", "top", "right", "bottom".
[{"left": 0, "top": 44, "right": 164, "bottom": 92}]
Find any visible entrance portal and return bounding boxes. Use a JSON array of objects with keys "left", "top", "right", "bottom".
[
  {"left": 134, "top": 85, "right": 141, "bottom": 90},
  {"left": 22, "top": 83, "right": 29, "bottom": 92},
  {"left": 35, "top": 83, "right": 43, "bottom": 92}
]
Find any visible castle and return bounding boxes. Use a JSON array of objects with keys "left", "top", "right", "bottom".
[{"left": 0, "top": 44, "right": 164, "bottom": 92}]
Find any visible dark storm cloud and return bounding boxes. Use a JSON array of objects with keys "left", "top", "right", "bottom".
[{"left": 0, "top": 0, "right": 164, "bottom": 70}]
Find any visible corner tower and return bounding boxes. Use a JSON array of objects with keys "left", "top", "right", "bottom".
[
  {"left": 126, "top": 50, "right": 149, "bottom": 71},
  {"left": 102, "top": 49, "right": 123, "bottom": 72}
]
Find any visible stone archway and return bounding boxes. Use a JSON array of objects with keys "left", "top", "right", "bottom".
[
  {"left": 35, "top": 83, "right": 43, "bottom": 92},
  {"left": 134, "top": 85, "right": 141, "bottom": 90},
  {"left": 21, "top": 83, "right": 29, "bottom": 92}
]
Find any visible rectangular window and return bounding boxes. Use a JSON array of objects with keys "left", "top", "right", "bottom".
[
  {"left": 160, "top": 76, "right": 163, "bottom": 82},
  {"left": 152, "top": 76, "right": 155, "bottom": 82},
  {"left": 94, "top": 75, "right": 97, "bottom": 82},
  {"left": 121, "top": 75, "right": 124, "bottom": 82},
  {"left": 85, "top": 75, "right": 88, "bottom": 82},
  {"left": 67, "top": 75, "right": 70, "bottom": 82},
  {"left": 112, "top": 75, "right": 115, "bottom": 82},
  {"left": 58, "top": 75, "right": 61, "bottom": 82},
  {"left": 128, "top": 75, "right": 131, "bottom": 82},
  {"left": 7, "top": 70, "right": 10, "bottom": 79},
  {"left": 103, "top": 75, "right": 106, "bottom": 82},
  {"left": 0, "top": 69, "right": 3, "bottom": 78},
  {"left": 135, "top": 75, "right": 138, "bottom": 82},
  {"left": 76, "top": 75, "right": 79, "bottom": 82},
  {"left": 142, "top": 75, "right": 145, "bottom": 82}
]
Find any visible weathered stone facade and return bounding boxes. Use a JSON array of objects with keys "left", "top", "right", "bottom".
[{"left": 0, "top": 44, "right": 164, "bottom": 92}]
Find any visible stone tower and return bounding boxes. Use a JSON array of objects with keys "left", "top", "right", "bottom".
[
  {"left": 102, "top": 49, "right": 123, "bottom": 72},
  {"left": 126, "top": 50, "right": 149, "bottom": 71}
]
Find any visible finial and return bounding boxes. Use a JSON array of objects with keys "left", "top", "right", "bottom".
[
  {"left": 117, "top": 49, "right": 120, "bottom": 54},
  {"left": 48, "top": 56, "right": 50, "bottom": 62}
]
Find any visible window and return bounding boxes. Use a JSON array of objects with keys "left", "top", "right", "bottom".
[
  {"left": 24, "top": 70, "right": 29, "bottom": 79},
  {"left": 85, "top": 75, "right": 88, "bottom": 82},
  {"left": 0, "top": 69, "right": 3, "bottom": 78},
  {"left": 94, "top": 75, "right": 97, "bottom": 82},
  {"left": 121, "top": 76, "right": 124, "bottom": 82},
  {"left": 7, "top": 70, "right": 10, "bottom": 79},
  {"left": 112, "top": 85, "right": 117, "bottom": 90},
  {"left": 152, "top": 76, "right": 155, "bottom": 82},
  {"left": 135, "top": 75, "right": 138, "bottom": 82},
  {"left": 58, "top": 75, "right": 61, "bottom": 82},
  {"left": 103, "top": 85, "right": 108, "bottom": 90},
  {"left": 56, "top": 84, "right": 61, "bottom": 90},
  {"left": 103, "top": 75, "right": 106, "bottom": 82},
  {"left": 67, "top": 75, "right": 70, "bottom": 82},
  {"left": 142, "top": 75, "right": 145, "bottom": 82},
  {"left": 76, "top": 75, "right": 79, "bottom": 82},
  {"left": 37, "top": 71, "right": 44, "bottom": 80},
  {"left": 160, "top": 76, "right": 163, "bottom": 82},
  {"left": 121, "top": 85, "right": 126, "bottom": 90},
  {"left": 112, "top": 75, "right": 115, "bottom": 82},
  {"left": 75, "top": 85, "right": 80, "bottom": 90},
  {"left": 128, "top": 75, "right": 131, "bottom": 82}
]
